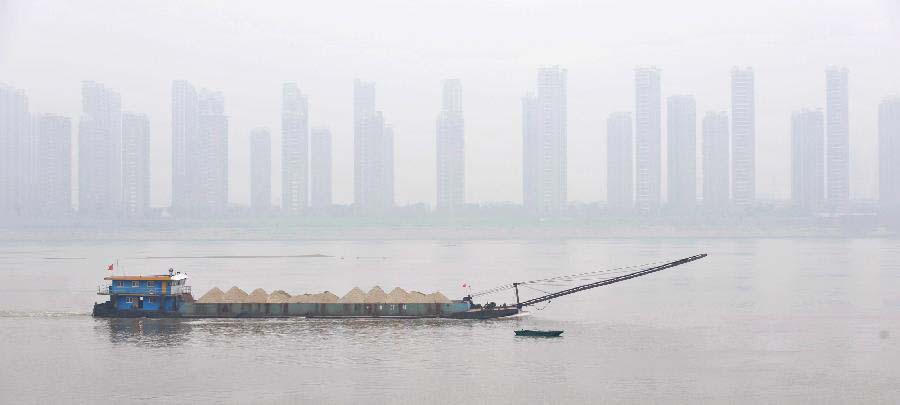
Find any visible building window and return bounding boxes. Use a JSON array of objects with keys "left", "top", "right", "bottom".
[
  {"left": 132, "top": 281, "right": 140, "bottom": 288},
  {"left": 116, "top": 281, "right": 124, "bottom": 287},
  {"left": 125, "top": 297, "right": 134, "bottom": 304}
]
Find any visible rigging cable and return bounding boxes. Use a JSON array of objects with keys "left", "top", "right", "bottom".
[{"left": 470, "top": 258, "right": 673, "bottom": 298}]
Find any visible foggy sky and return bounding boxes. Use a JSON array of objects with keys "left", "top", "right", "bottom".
[{"left": 1, "top": 0, "right": 899, "bottom": 207}]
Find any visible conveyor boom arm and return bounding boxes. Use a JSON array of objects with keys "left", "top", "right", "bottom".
[{"left": 516, "top": 253, "right": 707, "bottom": 308}]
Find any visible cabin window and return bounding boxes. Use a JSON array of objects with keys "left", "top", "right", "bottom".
[
  {"left": 125, "top": 297, "right": 134, "bottom": 304},
  {"left": 115, "top": 281, "right": 124, "bottom": 287},
  {"left": 132, "top": 281, "right": 140, "bottom": 288},
  {"left": 147, "top": 281, "right": 155, "bottom": 288}
]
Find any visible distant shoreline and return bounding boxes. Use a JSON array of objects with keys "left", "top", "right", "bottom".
[{"left": 1, "top": 223, "right": 895, "bottom": 241}]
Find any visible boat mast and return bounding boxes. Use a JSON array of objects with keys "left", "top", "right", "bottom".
[{"left": 513, "top": 282, "right": 520, "bottom": 307}]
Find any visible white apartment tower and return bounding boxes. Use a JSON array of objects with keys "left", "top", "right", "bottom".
[
  {"left": 634, "top": 67, "right": 662, "bottom": 213},
  {"left": 282, "top": 83, "right": 309, "bottom": 214},
  {"left": 197, "top": 89, "right": 229, "bottom": 214},
  {"left": 79, "top": 81, "right": 122, "bottom": 217},
  {"left": 667, "top": 95, "right": 697, "bottom": 210},
  {"left": 171, "top": 80, "right": 198, "bottom": 214},
  {"left": 522, "top": 66, "right": 567, "bottom": 214},
  {"left": 35, "top": 114, "right": 72, "bottom": 217},
  {"left": 0, "top": 84, "right": 32, "bottom": 219},
  {"left": 436, "top": 79, "right": 465, "bottom": 211},
  {"left": 826, "top": 67, "right": 850, "bottom": 209},
  {"left": 122, "top": 113, "right": 150, "bottom": 218},
  {"left": 731, "top": 67, "right": 756, "bottom": 207},
  {"left": 353, "top": 79, "right": 394, "bottom": 211},
  {"left": 791, "top": 109, "right": 825, "bottom": 210}
]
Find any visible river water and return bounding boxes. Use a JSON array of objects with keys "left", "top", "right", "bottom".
[{"left": 0, "top": 238, "right": 897, "bottom": 403}]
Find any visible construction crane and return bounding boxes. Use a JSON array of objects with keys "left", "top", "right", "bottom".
[{"left": 469, "top": 253, "right": 707, "bottom": 310}]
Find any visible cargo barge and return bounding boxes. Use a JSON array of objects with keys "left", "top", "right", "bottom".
[{"left": 92, "top": 253, "right": 706, "bottom": 319}]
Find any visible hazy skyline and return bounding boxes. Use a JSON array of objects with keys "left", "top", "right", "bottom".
[{"left": 2, "top": 0, "right": 899, "bottom": 208}]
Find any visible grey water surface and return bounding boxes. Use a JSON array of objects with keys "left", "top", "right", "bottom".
[{"left": 0, "top": 238, "right": 897, "bottom": 403}]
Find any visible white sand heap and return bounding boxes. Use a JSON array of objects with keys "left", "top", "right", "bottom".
[
  {"left": 364, "top": 286, "right": 389, "bottom": 303},
  {"left": 289, "top": 293, "right": 313, "bottom": 303},
  {"left": 267, "top": 290, "right": 292, "bottom": 303},
  {"left": 339, "top": 287, "right": 367, "bottom": 304},
  {"left": 385, "top": 287, "right": 410, "bottom": 303},
  {"left": 313, "top": 291, "right": 340, "bottom": 303},
  {"left": 427, "top": 291, "right": 451, "bottom": 304},
  {"left": 194, "top": 286, "right": 451, "bottom": 304},
  {"left": 197, "top": 287, "right": 225, "bottom": 303},
  {"left": 406, "top": 291, "right": 429, "bottom": 304},
  {"left": 223, "top": 286, "right": 250, "bottom": 303},
  {"left": 247, "top": 288, "right": 269, "bottom": 303}
]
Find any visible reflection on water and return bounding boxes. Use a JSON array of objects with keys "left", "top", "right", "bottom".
[
  {"left": 98, "top": 316, "right": 511, "bottom": 347},
  {"left": 101, "top": 318, "right": 195, "bottom": 346}
]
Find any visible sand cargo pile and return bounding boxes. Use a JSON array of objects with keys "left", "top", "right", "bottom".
[
  {"left": 172, "top": 283, "right": 478, "bottom": 319},
  {"left": 194, "top": 286, "right": 452, "bottom": 304}
]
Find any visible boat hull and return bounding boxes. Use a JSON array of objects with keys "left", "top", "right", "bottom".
[
  {"left": 514, "top": 330, "right": 564, "bottom": 337},
  {"left": 93, "top": 301, "right": 521, "bottom": 320}
]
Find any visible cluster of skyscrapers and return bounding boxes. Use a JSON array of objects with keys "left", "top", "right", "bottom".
[
  {"left": 1, "top": 81, "right": 151, "bottom": 221},
  {"left": 2, "top": 66, "right": 900, "bottom": 223},
  {"left": 601, "top": 66, "right": 883, "bottom": 215}
]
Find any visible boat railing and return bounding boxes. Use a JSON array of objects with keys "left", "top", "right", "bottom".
[{"left": 97, "top": 285, "right": 110, "bottom": 295}]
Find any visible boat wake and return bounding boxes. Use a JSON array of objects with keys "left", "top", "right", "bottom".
[{"left": 0, "top": 310, "right": 91, "bottom": 319}]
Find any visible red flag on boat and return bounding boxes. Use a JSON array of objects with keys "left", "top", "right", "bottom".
[
  {"left": 462, "top": 283, "right": 468, "bottom": 288},
  {"left": 107, "top": 263, "right": 114, "bottom": 271}
]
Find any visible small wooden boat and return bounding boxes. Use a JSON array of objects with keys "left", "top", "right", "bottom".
[{"left": 514, "top": 329, "right": 563, "bottom": 337}]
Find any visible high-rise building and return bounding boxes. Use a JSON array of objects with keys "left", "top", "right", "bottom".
[
  {"left": 122, "top": 113, "right": 150, "bottom": 218},
  {"left": 731, "top": 67, "right": 755, "bottom": 207},
  {"left": 282, "top": 83, "right": 309, "bottom": 214},
  {"left": 606, "top": 112, "right": 633, "bottom": 211},
  {"left": 172, "top": 81, "right": 227, "bottom": 215},
  {"left": 436, "top": 79, "right": 465, "bottom": 211},
  {"left": 634, "top": 67, "right": 661, "bottom": 213},
  {"left": 353, "top": 79, "right": 393, "bottom": 211},
  {"left": 702, "top": 111, "right": 729, "bottom": 209},
  {"left": 826, "top": 67, "right": 849, "bottom": 209},
  {"left": 310, "top": 128, "right": 333, "bottom": 208},
  {"left": 522, "top": 66, "right": 567, "bottom": 214},
  {"left": 35, "top": 114, "right": 72, "bottom": 217},
  {"left": 171, "top": 80, "right": 198, "bottom": 213},
  {"left": 0, "top": 83, "right": 32, "bottom": 219},
  {"left": 197, "top": 89, "right": 228, "bottom": 214},
  {"left": 79, "top": 81, "right": 122, "bottom": 217},
  {"left": 250, "top": 128, "right": 271, "bottom": 213},
  {"left": 879, "top": 97, "right": 900, "bottom": 209},
  {"left": 667, "top": 95, "right": 697, "bottom": 209},
  {"left": 791, "top": 109, "right": 825, "bottom": 210}
]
